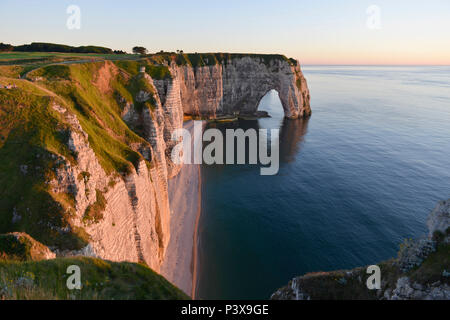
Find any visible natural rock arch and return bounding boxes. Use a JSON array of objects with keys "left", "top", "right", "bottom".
[
  {"left": 219, "top": 56, "right": 311, "bottom": 119},
  {"left": 163, "top": 54, "right": 311, "bottom": 119}
]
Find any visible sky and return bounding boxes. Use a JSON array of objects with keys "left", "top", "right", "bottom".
[{"left": 1, "top": 0, "right": 449, "bottom": 65}]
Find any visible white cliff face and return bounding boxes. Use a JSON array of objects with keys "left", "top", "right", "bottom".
[
  {"left": 221, "top": 57, "right": 310, "bottom": 118},
  {"left": 153, "top": 74, "right": 184, "bottom": 178},
  {"left": 168, "top": 56, "right": 311, "bottom": 119},
  {"left": 86, "top": 161, "right": 168, "bottom": 272},
  {"left": 172, "top": 64, "right": 223, "bottom": 117}
]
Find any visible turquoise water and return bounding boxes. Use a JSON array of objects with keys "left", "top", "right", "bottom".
[{"left": 196, "top": 66, "right": 450, "bottom": 300}]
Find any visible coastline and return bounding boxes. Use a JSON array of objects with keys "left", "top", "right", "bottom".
[
  {"left": 160, "top": 121, "right": 203, "bottom": 298},
  {"left": 191, "top": 164, "right": 202, "bottom": 299}
]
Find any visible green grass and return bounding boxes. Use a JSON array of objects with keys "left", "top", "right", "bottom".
[
  {"left": 27, "top": 62, "right": 151, "bottom": 174},
  {"left": 0, "top": 257, "right": 190, "bottom": 300},
  {"left": 0, "top": 52, "right": 137, "bottom": 61},
  {"left": 0, "top": 65, "right": 25, "bottom": 78},
  {"left": 0, "top": 52, "right": 140, "bottom": 79},
  {"left": 0, "top": 52, "right": 62, "bottom": 60},
  {"left": 1, "top": 51, "right": 295, "bottom": 67},
  {"left": 83, "top": 190, "right": 107, "bottom": 224},
  {"left": 408, "top": 243, "right": 450, "bottom": 285},
  {"left": 143, "top": 52, "right": 295, "bottom": 68},
  {"left": 277, "top": 259, "right": 403, "bottom": 300},
  {"left": 113, "top": 59, "right": 172, "bottom": 80}
]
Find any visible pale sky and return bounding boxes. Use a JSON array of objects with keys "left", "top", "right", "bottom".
[{"left": 1, "top": 0, "right": 449, "bottom": 65}]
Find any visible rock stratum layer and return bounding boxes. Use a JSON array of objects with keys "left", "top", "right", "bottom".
[{"left": 0, "top": 53, "right": 310, "bottom": 277}]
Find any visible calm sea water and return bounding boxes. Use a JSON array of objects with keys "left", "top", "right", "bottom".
[{"left": 196, "top": 66, "right": 450, "bottom": 300}]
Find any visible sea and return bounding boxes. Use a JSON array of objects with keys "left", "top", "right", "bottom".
[{"left": 196, "top": 66, "right": 450, "bottom": 299}]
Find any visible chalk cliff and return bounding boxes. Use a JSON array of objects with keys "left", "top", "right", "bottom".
[
  {"left": 164, "top": 54, "right": 311, "bottom": 119},
  {"left": 0, "top": 53, "right": 311, "bottom": 277}
]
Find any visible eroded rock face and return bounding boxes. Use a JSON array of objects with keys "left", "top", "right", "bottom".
[
  {"left": 50, "top": 101, "right": 170, "bottom": 272},
  {"left": 271, "top": 278, "right": 310, "bottom": 300},
  {"left": 166, "top": 57, "right": 311, "bottom": 119},
  {"left": 427, "top": 199, "right": 450, "bottom": 239},
  {"left": 388, "top": 277, "right": 450, "bottom": 300}
]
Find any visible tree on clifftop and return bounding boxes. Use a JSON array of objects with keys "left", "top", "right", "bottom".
[{"left": 132, "top": 46, "right": 147, "bottom": 55}]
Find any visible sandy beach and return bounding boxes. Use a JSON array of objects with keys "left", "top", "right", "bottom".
[{"left": 161, "top": 121, "right": 202, "bottom": 297}]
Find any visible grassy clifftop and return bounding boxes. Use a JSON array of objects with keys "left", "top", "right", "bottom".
[
  {"left": 144, "top": 52, "right": 297, "bottom": 68},
  {"left": 0, "top": 256, "right": 189, "bottom": 300},
  {"left": 0, "top": 232, "right": 189, "bottom": 300}
]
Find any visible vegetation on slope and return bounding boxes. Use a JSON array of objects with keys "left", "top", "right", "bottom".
[
  {"left": 82, "top": 190, "right": 107, "bottom": 224},
  {"left": 408, "top": 242, "right": 450, "bottom": 285},
  {"left": 113, "top": 59, "right": 172, "bottom": 79},
  {"left": 26, "top": 62, "right": 150, "bottom": 174},
  {"left": 0, "top": 59, "right": 160, "bottom": 251},
  {"left": 145, "top": 52, "right": 297, "bottom": 68},
  {"left": 272, "top": 238, "right": 450, "bottom": 300},
  {"left": 0, "top": 256, "right": 190, "bottom": 300},
  {"left": 0, "top": 77, "right": 89, "bottom": 250},
  {"left": 0, "top": 233, "right": 54, "bottom": 262}
]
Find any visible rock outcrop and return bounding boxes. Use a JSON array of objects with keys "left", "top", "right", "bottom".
[
  {"left": 428, "top": 199, "right": 450, "bottom": 240},
  {"left": 388, "top": 276, "right": 450, "bottom": 300},
  {"left": 272, "top": 199, "right": 450, "bottom": 300}
]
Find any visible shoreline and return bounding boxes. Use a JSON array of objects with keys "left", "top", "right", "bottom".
[
  {"left": 191, "top": 164, "right": 202, "bottom": 299},
  {"left": 160, "top": 121, "right": 203, "bottom": 298}
]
